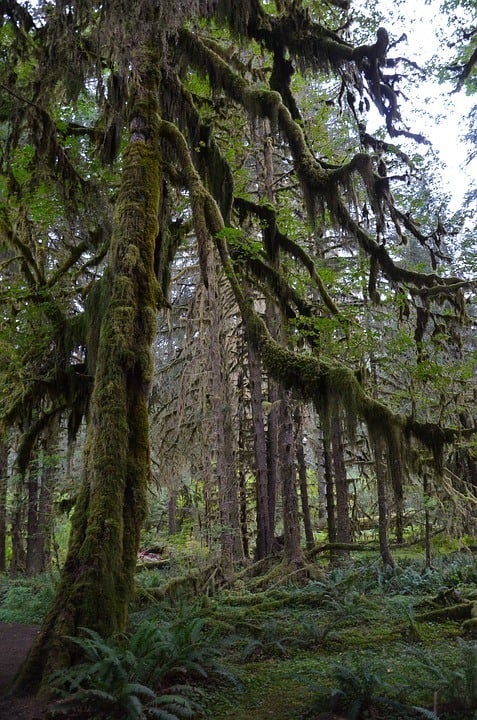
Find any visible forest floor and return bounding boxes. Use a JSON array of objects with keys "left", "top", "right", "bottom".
[
  {"left": 0, "top": 623, "right": 46, "bottom": 720},
  {"left": 2, "top": 548, "right": 477, "bottom": 719}
]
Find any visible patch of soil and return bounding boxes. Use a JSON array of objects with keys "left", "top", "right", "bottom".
[{"left": 0, "top": 623, "right": 47, "bottom": 720}]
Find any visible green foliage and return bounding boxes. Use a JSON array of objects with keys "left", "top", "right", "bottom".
[
  {"left": 239, "top": 618, "right": 299, "bottom": 661},
  {"left": 216, "top": 227, "right": 264, "bottom": 263},
  {"left": 323, "top": 655, "right": 439, "bottom": 720},
  {"left": 408, "top": 639, "right": 477, "bottom": 715},
  {"left": 130, "top": 608, "right": 227, "bottom": 684},
  {"left": 49, "top": 625, "right": 203, "bottom": 720},
  {"left": 0, "top": 572, "right": 59, "bottom": 623}
]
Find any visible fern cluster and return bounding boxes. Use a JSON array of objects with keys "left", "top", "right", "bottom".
[{"left": 48, "top": 612, "right": 231, "bottom": 720}]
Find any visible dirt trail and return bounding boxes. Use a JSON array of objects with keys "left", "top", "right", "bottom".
[{"left": 0, "top": 624, "right": 46, "bottom": 719}]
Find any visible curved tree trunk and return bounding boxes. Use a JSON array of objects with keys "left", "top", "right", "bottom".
[{"left": 15, "top": 51, "right": 162, "bottom": 694}]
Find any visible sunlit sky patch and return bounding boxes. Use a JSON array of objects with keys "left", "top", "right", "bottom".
[{"left": 355, "top": 0, "right": 476, "bottom": 211}]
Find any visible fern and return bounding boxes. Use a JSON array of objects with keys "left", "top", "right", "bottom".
[
  {"left": 48, "top": 625, "right": 202, "bottom": 720},
  {"left": 326, "top": 656, "right": 439, "bottom": 720}
]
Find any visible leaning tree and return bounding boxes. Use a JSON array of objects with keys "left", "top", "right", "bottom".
[{"left": 0, "top": 0, "right": 474, "bottom": 693}]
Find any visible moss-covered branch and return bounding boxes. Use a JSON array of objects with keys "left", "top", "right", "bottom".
[
  {"left": 179, "top": 28, "right": 468, "bottom": 309},
  {"left": 234, "top": 196, "right": 341, "bottom": 317},
  {"left": 159, "top": 117, "right": 461, "bottom": 469}
]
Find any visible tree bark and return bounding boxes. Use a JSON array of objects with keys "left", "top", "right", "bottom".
[
  {"left": 322, "top": 425, "right": 337, "bottom": 550},
  {"left": 206, "top": 248, "right": 243, "bottom": 571},
  {"left": 10, "top": 470, "right": 26, "bottom": 574},
  {"left": 248, "top": 338, "right": 271, "bottom": 560},
  {"left": 280, "top": 393, "right": 303, "bottom": 566},
  {"left": 423, "top": 472, "right": 432, "bottom": 569},
  {"left": 37, "top": 427, "right": 58, "bottom": 571},
  {"left": 267, "top": 378, "right": 279, "bottom": 547},
  {"left": 168, "top": 490, "right": 178, "bottom": 536},
  {"left": 294, "top": 406, "right": 314, "bottom": 550},
  {"left": 373, "top": 435, "right": 394, "bottom": 568},
  {"left": 15, "top": 49, "right": 162, "bottom": 693},
  {"left": 0, "top": 439, "right": 8, "bottom": 572},
  {"left": 25, "top": 454, "right": 41, "bottom": 575},
  {"left": 331, "top": 415, "right": 351, "bottom": 558}
]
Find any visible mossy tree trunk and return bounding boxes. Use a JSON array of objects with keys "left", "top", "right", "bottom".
[
  {"left": 267, "top": 377, "right": 279, "bottom": 546},
  {"left": 15, "top": 50, "right": 162, "bottom": 694},
  {"left": 25, "top": 424, "right": 58, "bottom": 575},
  {"left": 25, "top": 451, "right": 41, "bottom": 575},
  {"left": 237, "top": 365, "right": 250, "bottom": 557},
  {"left": 280, "top": 392, "right": 303, "bottom": 566},
  {"left": 10, "top": 470, "right": 26, "bottom": 574},
  {"left": 168, "top": 490, "right": 178, "bottom": 536},
  {"left": 322, "top": 425, "right": 337, "bottom": 558}
]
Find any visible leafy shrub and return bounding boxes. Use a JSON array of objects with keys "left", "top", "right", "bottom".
[
  {"left": 377, "top": 564, "right": 441, "bottom": 596},
  {"left": 131, "top": 612, "right": 228, "bottom": 684}
]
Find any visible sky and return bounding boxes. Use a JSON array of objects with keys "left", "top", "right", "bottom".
[{"left": 357, "top": 0, "right": 476, "bottom": 211}]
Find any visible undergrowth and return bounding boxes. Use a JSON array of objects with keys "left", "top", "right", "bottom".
[
  {"left": 0, "top": 571, "right": 58, "bottom": 623},
  {"left": 5, "top": 551, "right": 477, "bottom": 718}
]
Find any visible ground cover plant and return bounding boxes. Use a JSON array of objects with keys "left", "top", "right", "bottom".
[{"left": 4, "top": 545, "right": 477, "bottom": 718}]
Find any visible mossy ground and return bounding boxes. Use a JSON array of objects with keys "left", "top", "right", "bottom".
[{"left": 183, "top": 548, "right": 477, "bottom": 720}]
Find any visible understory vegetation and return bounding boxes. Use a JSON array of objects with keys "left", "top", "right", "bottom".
[{"left": 5, "top": 543, "right": 477, "bottom": 719}]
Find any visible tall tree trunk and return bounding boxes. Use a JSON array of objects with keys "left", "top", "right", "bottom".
[
  {"left": 294, "top": 406, "right": 314, "bottom": 550},
  {"left": 0, "top": 439, "right": 8, "bottom": 572},
  {"left": 423, "top": 472, "right": 432, "bottom": 569},
  {"left": 267, "top": 378, "right": 279, "bottom": 547},
  {"left": 262, "top": 117, "right": 279, "bottom": 553},
  {"left": 168, "top": 490, "right": 178, "bottom": 536},
  {"left": 16, "top": 50, "right": 162, "bottom": 693},
  {"left": 26, "top": 454, "right": 41, "bottom": 575},
  {"left": 388, "top": 429, "right": 405, "bottom": 544},
  {"left": 26, "top": 423, "right": 58, "bottom": 575},
  {"left": 236, "top": 368, "right": 249, "bottom": 558},
  {"left": 322, "top": 423, "right": 337, "bottom": 551},
  {"left": 331, "top": 415, "right": 351, "bottom": 557},
  {"left": 248, "top": 338, "right": 271, "bottom": 560},
  {"left": 237, "top": 366, "right": 250, "bottom": 558},
  {"left": 238, "top": 465, "right": 249, "bottom": 559},
  {"left": 280, "top": 393, "right": 302, "bottom": 566},
  {"left": 206, "top": 248, "right": 243, "bottom": 572},
  {"left": 37, "top": 425, "right": 58, "bottom": 571},
  {"left": 10, "top": 470, "right": 26, "bottom": 574},
  {"left": 373, "top": 435, "right": 394, "bottom": 568}
]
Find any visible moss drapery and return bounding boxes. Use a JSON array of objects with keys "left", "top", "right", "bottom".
[{"left": 14, "top": 50, "right": 162, "bottom": 694}]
